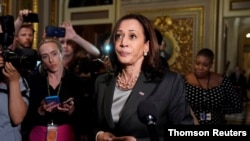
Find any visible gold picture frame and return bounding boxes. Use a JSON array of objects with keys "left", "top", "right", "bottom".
[{"left": 124, "top": 6, "right": 204, "bottom": 75}]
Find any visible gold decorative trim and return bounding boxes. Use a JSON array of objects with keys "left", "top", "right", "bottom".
[
  {"left": 32, "top": 0, "right": 38, "bottom": 50},
  {"left": 50, "top": 0, "right": 58, "bottom": 26},
  {"left": 154, "top": 16, "right": 193, "bottom": 75}
]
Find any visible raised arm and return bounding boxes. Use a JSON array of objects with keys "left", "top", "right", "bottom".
[
  {"left": 11, "top": 9, "right": 32, "bottom": 51},
  {"left": 61, "top": 21, "right": 100, "bottom": 58},
  {"left": 14, "top": 9, "right": 32, "bottom": 35}
]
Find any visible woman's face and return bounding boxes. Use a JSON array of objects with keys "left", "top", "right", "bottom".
[
  {"left": 194, "top": 55, "right": 212, "bottom": 78},
  {"left": 114, "top": 19, "right": 149, "bottom": 66},
  {"left": 39, "top": 42, "right": 63, "bottom": 73},
  {"left": 59, "top": 39, "right": 74, "bottom": 57}
]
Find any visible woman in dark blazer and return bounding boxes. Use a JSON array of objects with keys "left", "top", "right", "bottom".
[{"left": 91, "top": 14, "right": 193, "bottom": 141}]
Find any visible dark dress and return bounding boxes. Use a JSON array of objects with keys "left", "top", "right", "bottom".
[{"left": 185, "top": 75, "right": 243, "bottom": 125}]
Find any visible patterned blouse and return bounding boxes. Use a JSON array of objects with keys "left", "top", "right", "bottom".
[{"left": 185, "top": 75, "right": 243, "bottom": 125}]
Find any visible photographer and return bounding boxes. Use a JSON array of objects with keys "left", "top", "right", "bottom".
[
  {"left": 0, "top": 12, "right": 37, "bottom": 140},
  {"left": 0, "top": 23, "right": 30, "bottom": 141},
  {"left": 12, "top": 9, "right": 38, "bottom": 78}
]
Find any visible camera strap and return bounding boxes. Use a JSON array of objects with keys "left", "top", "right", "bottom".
[{"left": 0, "top": 88, "right": 8, "bottom": 94}]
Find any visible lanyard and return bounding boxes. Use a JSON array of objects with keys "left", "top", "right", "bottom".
[{"left": 47, "top": 71, "right": 64, "bottom": 96}]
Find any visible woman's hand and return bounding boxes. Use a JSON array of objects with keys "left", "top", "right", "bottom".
[
  {"left": 60, "top": 21, "right": 77, "bottom": 40},
  {"left": 97, "top": 132, "right": 136, "bottom": 141},
  {"left": 38, "top": 99, "right": 59, "bottom": 115},
  {"left": 57, "top": 97, "right": 75, "bottom": 115},
  {"left": 97, "top": 132, "right": 115, "bottom": 141},
  {"left": 2, "top": 62, "right": 20, "bottom": 82},
  {"left": 112, "top": 136, "right": 136, "bottom": 141},
  {"left": 38, "top": 97, "right": 75, "bottom": 115},
  {"left": 16, "top": 9, "right": 32, "bottom": 22}
]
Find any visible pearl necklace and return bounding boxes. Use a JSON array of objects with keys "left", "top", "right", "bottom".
[{"left": 116, "top": 73, "right": 139, "bottom": 90}]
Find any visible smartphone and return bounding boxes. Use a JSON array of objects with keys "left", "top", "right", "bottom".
[
  {"left": 45, "top": 95, "right": 60, "bottom": 104},
  {"left": 62, "top": 97, "right": 74, "bottom": 105},
  {"left": 23, "top": 13, "right": 39, "bottom": 23},
  {"left": 45, "top": 26, "right": 66, "bottom": 37}
]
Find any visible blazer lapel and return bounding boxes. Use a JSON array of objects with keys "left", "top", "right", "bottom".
[
  {"left": 118, "top": 73, "right": 158, "bottom": 125},
  {"left": 103, "top": 76, "right": 116, "bottom": 128}
]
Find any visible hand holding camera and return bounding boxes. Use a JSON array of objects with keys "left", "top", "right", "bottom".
[
  {"left": 17, "top": 9, "right": 31, "bottom": 22},
  {"left": 2, "top": 61, "right": 21, "bottom": 82},
  {"left": 15, "top": 9, "right": 39, "bottom": 27}
]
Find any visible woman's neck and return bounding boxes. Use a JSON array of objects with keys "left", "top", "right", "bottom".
[
  {"left": 121, "top": 58, "right": 143, "bottom": 79},
  {"left": 47, "top": 67, "right": 64, "bottom": 88},
  {"left": 120, "top": 66, "right": 141, "bottom": 82}
]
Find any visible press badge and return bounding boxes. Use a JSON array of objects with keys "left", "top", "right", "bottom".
[
  {"left": 200, "top": 112, "right": 206, "bottom": 121},
  {"left": 206, "top": 113, "right": 211, "bottom": 120},
  {"left": 46, "top": 122, "right": 58, "bottom": 141},
  {"left": 200, "top": 112, "right": 211, "bottom": 121}
]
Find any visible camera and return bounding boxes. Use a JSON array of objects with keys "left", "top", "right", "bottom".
[{"left": 0, "top": 15, "right": 37, "bottom": 74}]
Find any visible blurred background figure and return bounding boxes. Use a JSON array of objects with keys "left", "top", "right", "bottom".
[
  {"left": 154, "top": 28, "right": 170, "bottom": 70},
  {"left": 229, "top": 66, "right": 248, "bottom": 102}
]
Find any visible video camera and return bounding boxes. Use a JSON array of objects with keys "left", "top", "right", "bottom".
[{"left": 0, "top": 15, "right": 37, "bottom": 74}]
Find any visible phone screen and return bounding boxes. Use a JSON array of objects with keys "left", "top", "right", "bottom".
[
  {"left": 45, "top": 26, "right": 65, "bottom": 37},
  {"left": 45, "top": 95, "right": 60, "bottom": 104}
]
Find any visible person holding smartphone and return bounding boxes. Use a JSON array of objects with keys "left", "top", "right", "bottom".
[
  {"left": 26, "top": 38, "right": 91, "bottom": 141},
  {"left": 56, "top": 21, "right": 100, "bottom": 77}
]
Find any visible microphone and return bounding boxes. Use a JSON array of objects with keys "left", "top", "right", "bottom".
[{"left": 137, "top": 100, "right": 159, "bottom": 141}]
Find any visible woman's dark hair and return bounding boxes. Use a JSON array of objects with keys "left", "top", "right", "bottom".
[
  {"left": 109, "top": 14, "right": 163, "bottom": 79},
  {"left": 154, "top": 28, "right": 163, "bottom": 45},
  {"left": 196, "top": 48, "right": 214, "bottom": 63}
]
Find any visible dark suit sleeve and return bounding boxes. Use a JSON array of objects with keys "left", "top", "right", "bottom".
[
  {"left": 151, "top": 71, "right": 194, "bottom": 125},
  {"left": 167, "top": 73, "right": 193, "bottom": 124}
]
